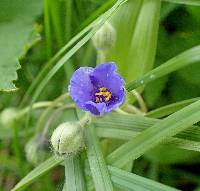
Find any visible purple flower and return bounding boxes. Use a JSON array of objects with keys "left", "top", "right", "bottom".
[{"left": 69, "top": 63, "right": 125, "bottom": 115}]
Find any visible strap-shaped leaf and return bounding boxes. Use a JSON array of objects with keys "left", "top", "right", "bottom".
[
  {"left": 146, "top": 97, "right": 200, "bottom": 118},
  {"left": 25, "top": 0, "right": 127, "bottom": 108},
  {"left": 106, "top": 100, "right": 200, "bottom": 168},
  {"left": 65, "top": 155, "right": 86, "bottom": 191},
  {"left": 97, "top": 127, "right": 200, "bottom": 152},
  {"left": 126, "top": 0, "right": 161, "bottom": 81},
  {"left": 94, "top": 113, "right": 200, "bottom": 142},
  {"left": 163, "top": 0, "right": 200, "bottom": 6},
  {"left": 108, "top": 165, "right": 179, "bottom": 191},
  {"left": 85, "top": 126, "right": 114, "bottom": 191},
  {"left": 126, "top": 45, "right": 200, "bottom": 91},
  {"left": 11, "top": 156, "right": 62, "bottom": 191}
]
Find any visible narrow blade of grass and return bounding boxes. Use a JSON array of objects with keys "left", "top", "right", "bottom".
[
  {"left": 62, "top": 183, "right": 66, "bottom": 191},
  {"left": 163, "top": 0, "right": 200, "bottom": 6},
  {"left": 106, "top": 100, "right": 200, "bottom": 168},
  {"left": 107, "top": 0, "right": 142, "bottom": 82},
  {"left": 79, "top": 0, "right": 116, "bottom": 31},
  {"left": 21, "top": 0, "right": 127, "bottom": 107},
  {"left": 126, "top": 45, "right": 200, "bottom": 91},
  {"left": 85, "top": 126, "right": 114, "bottom": 191},
  {"left": 20, "top": 0, "right": 124, "bottom": 107},
  {"left": 44, "top": 0, "right": 52, "bottom": 58},
  {"left": 127, "top": 0, "right": 161, "bottom": 80},
  {"left": 65, "top": 155, "right": 86, "bottom": 191},
  {"left": 94, "top": 113, "right": 200, "bottom": 142},
  {"left": 96, "top": 127, "right": 200, "bottom": 152},
  {"left": 11, "top": 156, "right": 62, "bottom": 191},
  {"left": 108, "top": 166, "right": 179, "bottom": 191},
  {"left": 146, "top": 97, "right": 200, "bottom": 118}
]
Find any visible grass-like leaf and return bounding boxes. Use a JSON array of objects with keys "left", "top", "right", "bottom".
[
  {"left": 24, "top": 0, "right": 127, "bottom": 108},
  {"left": 11, "top": 156, "right": 62, "bottom": 191},
  {"left": 106, "top": 100, "right": 200, "bottom": 168},
  {"left": 20, "top": 0, "right": 125, "bottom": 106},
  {"left": 108, "top": 165, "right": 179, "bottom": 191},
  {"left": 65, "top": 155, "right": 86, "bottom": 191},
  {"left": 163, "top": 0, "right": 200, "bottom": 6},
  {"left": 107, "top": 0, "right": 142, "bottom": 82},
  {"left": 126, "top": 0, "right": 161, "bottom": 81},
  {"left": 146, "top": 97, "right": 200, "bottom": 118},
  {"left": 85, "top": 126, "right": 114, "bottom": 191},
  {"left": 97, "top": 127, "right": 200, "bottom": 152},
  {"left": 126, "top": 45, "right": 200, "bottom": 91},
  {"left": 94, "top": 113, "right": 200, "bottom": 142}
]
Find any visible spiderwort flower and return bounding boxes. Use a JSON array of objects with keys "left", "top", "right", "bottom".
[{"left": 69, "top": 63, "right": 125, "bottom": 115}]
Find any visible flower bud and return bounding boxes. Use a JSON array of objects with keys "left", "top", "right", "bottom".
[
  {"left": 25, "top": 134, "right": 48, "bottom": 166},
  {"left": 50, "top": 122, "right": 85, "bottom": 157},
  {"left": 0, "top": 108, "right": 18, "bottom": 128},
  {"left": 92, "top": 22, "right": 116, "bottom": 52}
]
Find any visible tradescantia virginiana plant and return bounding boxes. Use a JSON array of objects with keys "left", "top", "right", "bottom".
[{"left": 0, "top": 0, "right": 200, "bottom": 191}]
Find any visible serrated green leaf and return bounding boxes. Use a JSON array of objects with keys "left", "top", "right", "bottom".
[
  {"left": 0, "top": 0, "right": 42, "bottom": 91},
  {"left": 126, "top": 45, "right": 200, "bottom": 91},
  {"left": 106, "top": 100, "right": 200, "bottom": 168}
]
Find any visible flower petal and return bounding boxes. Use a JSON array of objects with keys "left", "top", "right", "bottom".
[
  {"left": 90, "top": 63, "right": 125, "bottom": 94},
  {"left": 106, "top": 89, "right": 125, "bottom": 111},
  {"left": 68, "top": 67, "right": 94, "bottom": 109},
  {"left": 85, "top": 101, "right": 106, "bottom": 115},
  {"left": 68, "top": 63, "right": 126, "bottom": 115}
]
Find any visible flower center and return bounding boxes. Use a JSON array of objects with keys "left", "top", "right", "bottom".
[{"left": 95, "top": 87, "right": 112, "bottom": 103}]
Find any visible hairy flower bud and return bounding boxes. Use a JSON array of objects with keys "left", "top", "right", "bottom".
[
  {"left": 92, "top": 22, "right": 116, "bottom": 52},
  {"left": 50, "top": 122, "right": 85, "bottom": 157},
  {"left": 0, "top": 108, "right": 18, "bottom": 128}
]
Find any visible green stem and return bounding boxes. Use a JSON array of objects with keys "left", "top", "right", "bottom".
[
  {"left": 65, "top": 0, "right": 73, "bottom": 42},
  {"left": 35, "top": 93, "right": 69, "bottom": 134},
  {"left": 96, "top": 50, "right": 106, "bottom": 64},
  {"left": 79, "top": 113, "right": 92, "bottom": 127},
  {"left": 123, "top": 104, "right": 145, "bottom": 115},
  {"left": 42, "top": 103, "right": 76, "bottom": 136},
  {"left": 63, "top": 0, "right": 74, "bottom": 89},
  {"left": 17, "top": 101, "right": 61, "bottom": 119},
  {"left": 131, "top": 90, "right": 148, "bottom": 112},
  {"left": 44, "top": 0, "right": 52, "bottom": 58},
  {"left": 12, "top": 123, "right": 25, "bottom": 175},
  {"left": 49, "top": 0, "right": 63, "bottom": 48}
]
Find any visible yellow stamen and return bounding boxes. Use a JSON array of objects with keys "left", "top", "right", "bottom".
[{"left": 95, "top": 87, "right": 112, "bottom": 103}]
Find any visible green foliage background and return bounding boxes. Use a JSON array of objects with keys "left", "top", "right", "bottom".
[{"left": 0, "top": 0, "right": 200, "bottom": 191}]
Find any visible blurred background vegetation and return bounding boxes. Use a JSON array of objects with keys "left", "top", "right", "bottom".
[{"left": 0, "top": 0, "right": 200, "bottom": 191}]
